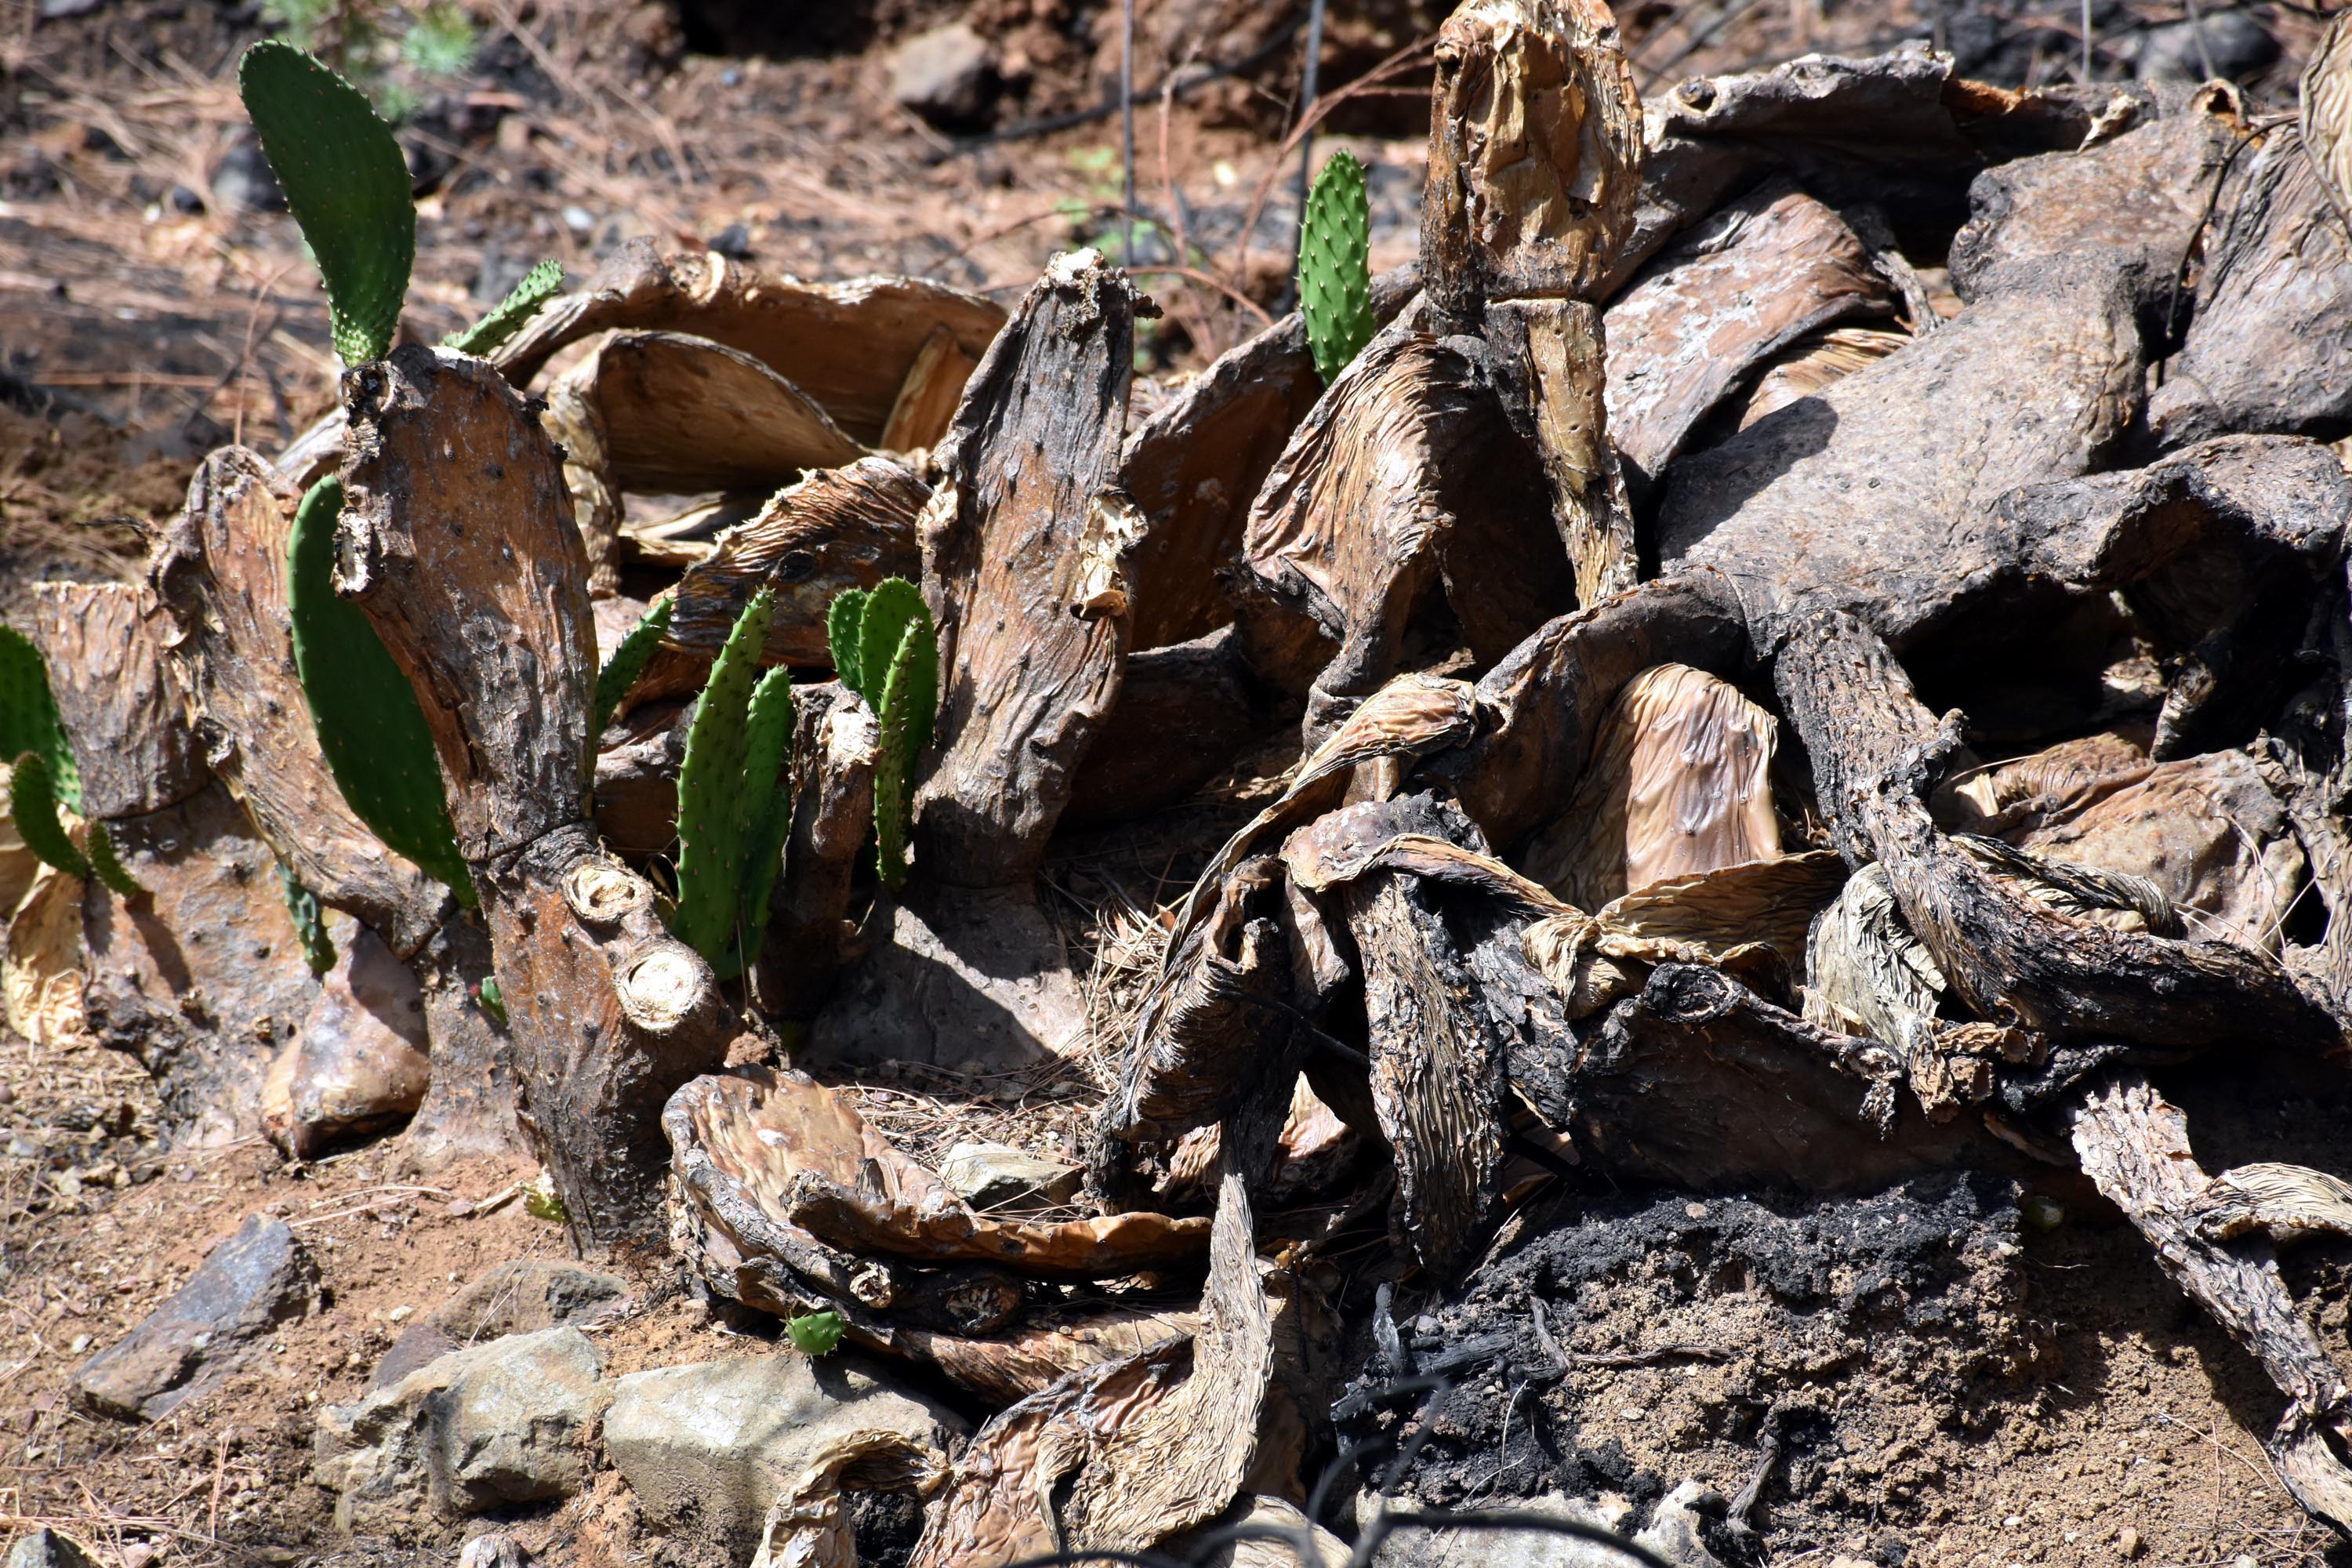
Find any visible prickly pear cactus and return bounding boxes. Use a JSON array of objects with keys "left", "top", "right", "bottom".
[
  {"left": 279, "top": 862, "right": 336, "bottom": 975},
  {"left": 238, "top": 40, "right": 416, "bottom": 366},
  {"left": 288, "top": 477, "right": 476, "bottom": 903},
  {"left": 855, "top": 579, "right": 928, "bottom": 716},
  {"left": 872, "top": 612, "right": 938, "bottom": 893},
  {"left": 0, "top": 627, "right": 79, "bottom": 811},
  {"left": 735, "top": 666, "right": 797, "bottom": 964},
  {"left": 590, "top": 596, "right": 673, "bottom": 736},
  {"left": 9, "top": 753, "right": 86, "bottom": 881},
  {"left": 444, "top": 257, "right": 563, "bottom": 358},
  {"left": 828, "top": 588, "right": 869, "bottom": 700},
  {"left": 673, "top": 589, "right": 778, "bottom": 973},
  {"left": 85, "top": 824, "right": 144, "bottom": 898},
  {"left": 1298, "top": 149, "right": 1376, "bottom": 385}
]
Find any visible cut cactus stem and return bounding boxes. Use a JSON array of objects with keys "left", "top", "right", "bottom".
[{"left": 1299, "top": 148, "right": 1376, "bottom": 385}]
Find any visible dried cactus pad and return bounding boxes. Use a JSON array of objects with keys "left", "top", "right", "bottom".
[
  {"left": 287, "top": 477, "right": 474, "bottom": 903},
  {"left": 1298, "top": 149, "right": 1376, "bottom": 385},
  {"left": 238, "top": 40, "right": 416, "bottom": 365}
]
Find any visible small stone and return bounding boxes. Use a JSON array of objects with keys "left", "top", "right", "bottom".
[
  {"left": 5, "top": 1528, "right": 100, "bottom": 1568},
  {"left": 887, "top": 23, "right": 996, "bottom": 125},
  {"left": 445, "top": 1197, "right": 475, "bottom": 1218},
  {"left": 561, "top": 206, "right": 595, "bottom": 235},
  {"left": 937, "top": 1142, "right": 1082, "bottom": 1211},
  {"left": 604, "top": 1353, "right": 964, "bottom": 1559},
  {"left": 73, "top": 1214, "right": 318, "bottom": 1421},
  {"left": 2116, "top": 1526, "right": 2143, "bottom": 1559},
  {"left": 0, "top": 1082, "right": 16, "bottom": 1105},
  {"left": 372, "top": 1259, "right": 629, "bottom": 1388},
  {"left": 2022, "top": 1194, "right": 2066, "bottom": 1230},
  {"left": 1684, "top": 1202, "right": 1708, "bottom": 1219},
  {"left": 387, "top": 1304, "right": 415, "bottom": 1323},
  {"left": 118, "top": 1545, "right": 155, "bottom": 1568},
  {"left": 709, "top": 223, "right": 753, "bottom": 260},
  {"left": 314, "top": 1328, "right": 606, "bottom": 1531},
  {"left": 8, "top": 1136, "right": 42, "bottom": 1160}
]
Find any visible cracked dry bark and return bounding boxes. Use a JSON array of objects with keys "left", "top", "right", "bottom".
[{"left": 339, "top": 346, "right": 731, "bottom": 1256}]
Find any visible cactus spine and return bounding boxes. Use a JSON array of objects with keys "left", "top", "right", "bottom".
[
  {"left": 9, "top": 753, "right": 86, "bottom": 882},
  {"left": 827, "top": 578, "right": 937, "bottom": 892},
  {"left": 1298, "top": 149, "right": 1375, "bottom": 385},
  {"left": 0, "top": 626, "right": 79, "bottom": 811},
  {"left": 444, "top": 257, "right": 563, "bottom": 358},
  {"left": 590, "top": 597, "right": 673, "bottom": 736},
  {"left": 280, "top": 862, "right": 336, "bottom": 975},
  {"left": 672, "top": 590, "right": 796, "bottom": 978},
  {"left": 288, "top": 477, "right": 477, "bottom": 904},
  {"left": 238, "top": 40, "right": 416, "bottom": 366}
]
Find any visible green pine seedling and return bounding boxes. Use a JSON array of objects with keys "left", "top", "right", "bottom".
[
  {"left": 0, "top": 627, "right": 80, "bottom": 812},
  {"left": 828, "top": 579, "right": 937, "bottom": 892},
  {"left": 279, "top": 862, "right": 336, "bottom": 975},
  {"left": 1298, "top": 150, "right": 1376, "bottom": 385},
  {"left": 9, "top": 753, "right": 87, "bottom": 882},
  {"left": 288, "top": 477, "right": 477, "bottom": 905},
  {"left": 590, "top": 597, "right": 673, "bottom": 737},
  {"left": 445, "top": 258, "right": 563, "bottom": 358},
  {"left": 238, "top": 39, "right": 416, "bottom": 365},
  {"left": 671, "top": 590, "right": 796, "bottom": 979},
  {"left": 787, "top": 1310, "right": 844, "bottom": 1356},
  {"left": 85, "top": 823, "right": 144, "bottom": 898}
]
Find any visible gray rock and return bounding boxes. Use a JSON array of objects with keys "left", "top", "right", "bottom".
[
  {"left": 2126, "top": 12, "right": 2276, "bottom": 82},
  {"left": 315, "top": 1327, "right": 607, "bottom": 1534},
  {"left": 74, "top": 1214, "right": 317, "bottom": 1421},
  {"left": 372, "top": 1258, "right": 630, "bottom": 1388},
  {"left": 888, "top": 23, "right": 996, "bottom": 125},
  {"left": 604, "top": 1352, "right": 964, "bottom": 1559},
  {"left": 1168, "top": 1497, "right": 1348, "bottom": 1568},
  {"left": 1364, "top": 1486, "right": 1728, "bottom": 1568},
  {"left": 938, "top": 1142, "right": 1082, "bottom": 1210},
  {"left": 5, "top": 1529, "right": 99, "bottom": 1568}
]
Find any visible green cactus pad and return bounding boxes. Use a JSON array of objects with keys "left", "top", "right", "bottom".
[
  {"left": 0, "top": 627, "right": 80, "bottom": 812},
  {"left": 827, "top": 587, "right": 869, "bottom": 701},
  {"left": 288, "top": 477, "right": 476, "bottom": 904},
  {"left": 590, "top": 597, "right": 673, "bottom": 737},
  {"left": 672, "top": 588, "right": 777, "bottom": 971},
  {"left": 238, "top": 39, "right": 416, "bottom": 365},
  {"left": 279, "top": 862, "right": 336, "bottom": 975},
  {"left": 787, "top": 1310, "right": 845, "bottom": 1356},
  {"left": 85, "top": 824, "right": 144, "bottom": 898},
  {"left": 855, "top": 579, "right": 930, "bottom": 730},
  {"left": 9, "top": 753, "right": 88, "bottom": 881},
  {"left": 1298, "top": 149, "right": 1375, "bottom": 385},
  {"left": 443, "top": 257, "right": 563, "bottom": 357},
  {"left": 872, "top": 614, "right": 938, "bottom": 893},
  {"left": 733, "top": 666, "right": 797, "bottom": 970}
]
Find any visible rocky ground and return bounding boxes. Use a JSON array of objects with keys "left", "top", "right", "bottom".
[{"left": 8, "top": 2, "right": 2352, "bottom": 1566}]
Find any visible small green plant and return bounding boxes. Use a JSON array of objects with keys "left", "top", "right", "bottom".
[
  {"left": 8, "top": 753, "right": 140, "bottom": 896},
  {"left": 786, "top": 1309, "right": 844, "bottom": 1356},
  {"left": 0, "top": 626, "right": 80, "bottom": 811},
  {"left": 523, "top": 1170, "right": 568, "bottom": 1223},
  {"left": 1298, "top": 149, "right": 1376, "bottom": 385},
  {"left": 445, "top": 258, "right": 564, "bottom": 358},
  {"left": 260, "top": 0, "right": 476, "bottom": 122},
  {"left": 474, "top": 974, "right": 509, "bottom": 1026},
  {"left": 288, "top": 476, "right": 477, "bottom": 905},
  {"left": 826, "top": 579, "right": 938, "bottom": 893},
  {"left": 671, "top": 590, "right": 796, "bottom": 979},
  {"left": 590, "top": 597, "right": 673, "bottom": 736},
  {"left": 239, "top": 39, "right": 416, "bottom": 366},
  {"left": 239, "top": 39, "right": 557, "bottom": 363},
  {"left": 280, "top": 862, "right": 336, "bottom": 975}
]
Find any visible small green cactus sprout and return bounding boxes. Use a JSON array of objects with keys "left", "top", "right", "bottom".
[
  {"left": 671, "top": 590, "right": 796, "bottom": 979},
  {"left": 238, "top": 39, "right": 416, "bottom": 366},
  {"left": 9, "top": 753, "right": 87, "bottom": 882},
  {"left": 0, "top": 626, "right": 80, "bottom": 811},
  {"left": 445, "top": 258, "right": 564, "bottom": 358},
  {"left": 288, "top": 477, "right": 476, "bottom": 905},
  {"left": 590, "top": 597, "right": 673, "bottom": 737},
  {"left": 1298, "top": 149, "right": 1376, "bottom": 385},
  {"left": 826, "top": 588, "right": 868, "bottom": 695},
  {"left": 279, "top": 862, "right": 336, "bottom": 975},
  {"left": 827, "top": 579, "right": 937, "bottom": 892},
  {"left": 85, "top": 822, "right": 144, "bottom": 898},
  {"left": 474, "top": 974, "right": 509, "bottom": 1027},
  {"left": 787, "top": 1309, "right": 845, "bottom": 1356}
]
